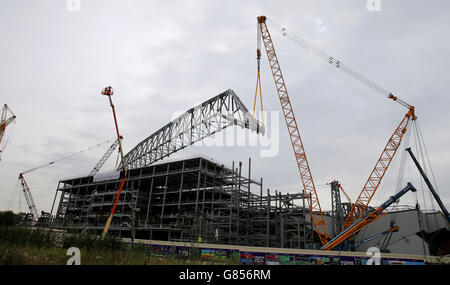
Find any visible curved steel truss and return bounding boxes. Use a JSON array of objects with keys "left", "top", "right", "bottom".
[{"left": 122, "top": 89, "right": 265, "bottom": 170}]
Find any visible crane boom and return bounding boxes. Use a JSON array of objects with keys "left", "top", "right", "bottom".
[
  {"left": 322, "top": 182, "right": 417, "bottom": 250},
  {"left": 263, "top": 17, "right": 419, "bottom": 239},
  {"left": 341, "top": 107, "right": 415, "bottom": 231},
  {"left": 257, "top": 16, "right": 328, "bottom": 245},
  {"left": 89, "top": 137, "right": 120, "bottom": 176},
  {"left": 18, "top": 174, "right": 39, "bottom": 220}
]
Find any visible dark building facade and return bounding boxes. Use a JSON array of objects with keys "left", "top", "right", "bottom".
[{"left": 50, "top": 156, "right": 314, "bottom": 248}]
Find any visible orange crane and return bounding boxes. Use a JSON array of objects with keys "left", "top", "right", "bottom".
[
  {"left": 257, "top": 16, "right": 418, "bottom": 247},
  {"left": 322, "top": 183, "right": 417, "bottom": 250},
  {"left": 341, "top": 105, "right": 415, "bottom": 231},
  {"left": 0, "top": 104, "right": 16, "bottom": 160},
  {"left": 256, "top": 16, "right": 329, "bottom": 245}
]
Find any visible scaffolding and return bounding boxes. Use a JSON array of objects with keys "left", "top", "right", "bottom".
[{"left": 50, "top": 156, "right": 314, "bottom": 249}]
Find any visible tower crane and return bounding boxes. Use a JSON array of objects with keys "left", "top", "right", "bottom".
[{"left": 0, "top": 104, "right": 16, "bottom": 160}]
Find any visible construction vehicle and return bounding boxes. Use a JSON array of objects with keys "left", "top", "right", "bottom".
[
  {"left": 0, "top": 104, "right": 16, "bottom": 160},
  {"left": 256, "top": 15, "right": 328, "bottom": 245},
  {"left": 257, "top": 16, "right": 420, "bottom": 247},
  {"left": 100, "top": 86, "right": 128, "bottom": 237},
  {"left": 341, "top": 106, "right": 415, "bottom": 231},
  {"left": 406, "top": 147, "right": 450, "bottom": 223},
  {"left": 321, "top": 182, "right": 417, "bottom": 250}
]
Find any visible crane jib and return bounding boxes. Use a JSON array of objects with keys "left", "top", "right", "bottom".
[{"left": 257, "top": 15, "right": 329, "bottom": 245}]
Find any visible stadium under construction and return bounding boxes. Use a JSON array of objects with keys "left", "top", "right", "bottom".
[
  {"left": 46, "top": 89, "right": 449, "bottom": 256},
  {"left": 7, "top": 16, "right": 449, "bottom": 259}
]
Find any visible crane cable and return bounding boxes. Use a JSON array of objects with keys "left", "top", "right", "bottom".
[
  {"left": 414, "top": 121, "right": 442, "bottom": 230},
  {"left": 253, "top": 22, "right": 264, "bottom": 126},
  {"left": 21, "top": 139, "right": 114, "bottom": 175},
  {"left": 8, "top": 139, "right": 114, "bottom": 213},
  {"left": 265, "top": 18, "right": 412, "bottom": 109}
]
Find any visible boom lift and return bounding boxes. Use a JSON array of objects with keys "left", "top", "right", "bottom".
[
  {"left": 100, "top": 86, "right": 128, "bottom": 237},
  {"left": 0, "top": 104, "right": 16, "bottom": 160}
]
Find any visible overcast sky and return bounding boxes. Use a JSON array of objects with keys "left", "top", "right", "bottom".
[{"left": 1, "top": 0, "right": 449, "bottom": 215}]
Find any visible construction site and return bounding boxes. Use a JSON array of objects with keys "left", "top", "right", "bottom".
[{"left": 1, "top": 10, "right": 449, "bottom": 262}]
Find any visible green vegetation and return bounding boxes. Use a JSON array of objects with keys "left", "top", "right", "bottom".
[
  {"left": 0, "top": 211, "right": 19, "bottom": 227},
  {"left": 0, "top": 211, "right": 237, "bottom": 265}
]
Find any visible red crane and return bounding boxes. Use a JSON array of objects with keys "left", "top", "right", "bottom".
[{"left": 0, "top": 104, "right": 16, "bottom": 160}]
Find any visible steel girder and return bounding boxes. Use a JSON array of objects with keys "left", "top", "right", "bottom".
[{"left": 122, "top": 89, "right": 265, "bottom": 170}]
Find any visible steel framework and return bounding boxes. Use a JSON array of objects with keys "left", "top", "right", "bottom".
[
  {"left": 330, "top": 181, "right": 344, "bottom": 237},
  {"left": 50, "top": 156, "right": 314, "bottom": 248},
  {"left": 122, "top": 89, "right": 264, "bottom": 170}
]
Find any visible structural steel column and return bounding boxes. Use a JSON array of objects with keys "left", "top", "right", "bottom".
[
  {"left": 195, "top": 159, "right": 202, "bottom": 212},
  {"left": 145, "top": 166, "right": 156, "bottom": 226},
  {"left": 160, "top": 164, "right": 170, "bottom": 227},
  {"left": 201, "top": 161, "right": 208, "bottom": 212},
  {"left": 178, "top": 161, "right": 185, "bottom": 210},
  {"left": 50, "top": 182, "right": 61, "bottom": 218}
]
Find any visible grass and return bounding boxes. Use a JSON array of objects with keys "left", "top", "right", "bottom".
[
  {"left": 0, "top": 226, "right": 238, "bottom": 265},
  {"left": 0, "top": 243, "right": 238, "bottom": 265}
]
